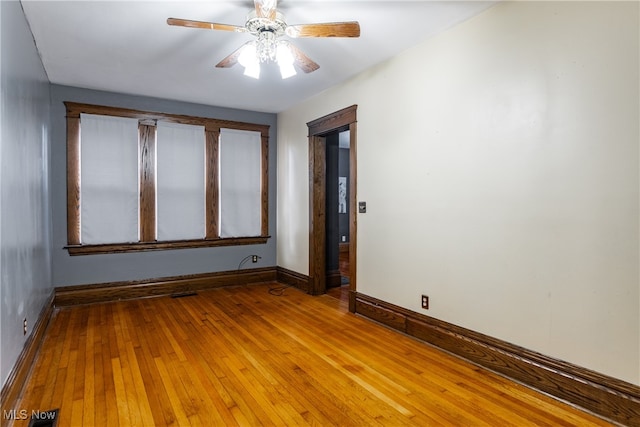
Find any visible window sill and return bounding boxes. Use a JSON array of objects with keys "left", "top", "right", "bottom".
[{"left": 65, "top": 236, "right": 270, "bottom": 256}]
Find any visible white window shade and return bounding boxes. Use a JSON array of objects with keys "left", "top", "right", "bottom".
[
  {"left": 219, "top": 128, "right": 262, "bottom": 237},
  {"left": 80, "top": 114, "right": 139, "bottom": 244},
  {"left": 156, "top": 121, "right": 206, "bottom": 241}
]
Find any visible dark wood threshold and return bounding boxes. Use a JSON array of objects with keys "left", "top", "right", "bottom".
[
  {"left": 276, "top": 267, "right": 310, "bottom": 293},
  {"left": 0, "top": 291, "right": 55, "bottom": 427},
  {"left": 55, "top": 267, "right": 277, "bottom": 306},
  {"left": 354, "top": 292, "right": 640, "bottom": 427}
]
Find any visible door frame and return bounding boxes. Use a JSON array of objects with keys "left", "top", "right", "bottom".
[{"left": 307, "top": 105, "right": 358, "bottom": 312}]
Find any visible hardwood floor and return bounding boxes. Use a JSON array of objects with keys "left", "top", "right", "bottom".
[
  {"left": 325, "top": 284, "right": 349, "bottom": 308},
  {"left": 14, "top": 284, "right": 611, "bottom": 426}
]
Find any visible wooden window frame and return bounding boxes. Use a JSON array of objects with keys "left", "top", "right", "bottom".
[{"left": 65, "top": 102, "right": 270, "bottom": 255}]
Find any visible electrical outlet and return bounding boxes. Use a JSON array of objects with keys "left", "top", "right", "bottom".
[
  {"left": 252, "top": 255, "right": 258, "bottom": 263},
  {"left": 23, "top": 318, "right": 27, "bottom": 335},
  {"left": 421, "top": 295, "right": 429, "bottom": 310}
]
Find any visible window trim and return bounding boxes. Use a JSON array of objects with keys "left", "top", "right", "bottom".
[{"left": 65, "top": 102, "right": 270, "bottom": 255}]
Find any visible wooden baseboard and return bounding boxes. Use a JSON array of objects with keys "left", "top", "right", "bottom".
[
  {"left": 1, "top": 291, "right": 55, "bottom": 427},
  {"left": 55, "top": 267, "right": 278, "bottom": 306},
  {"left": 276, "top": 267, "right": 310, "bottom": 293},
  {"left": 354, "top": 292, "right": 640, "bottom": 427}
]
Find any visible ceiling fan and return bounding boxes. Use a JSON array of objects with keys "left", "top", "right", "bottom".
[{"left": 167, "top": 0, "right": 360, "bottom": 79}]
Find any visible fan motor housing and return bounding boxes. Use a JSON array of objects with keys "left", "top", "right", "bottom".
[{"left": 246, "top": 10, "right": 287, "bottom": 36}]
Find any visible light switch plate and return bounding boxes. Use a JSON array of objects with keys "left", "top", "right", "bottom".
[{"left": 358, "top": 202, "right": 367, "bottom": 213}]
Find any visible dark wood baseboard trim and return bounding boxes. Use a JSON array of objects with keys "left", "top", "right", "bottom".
[
  {"left": 1, "top": 291, "right": 55, "bottom": 427},
  {"left": 55, "top": 267, "right": 278, "bottom": 306},
  {"left": 276, "top": 267, "right": 310, "bottom": 293},
  {"left": 354, "top": 292, "right": 640, "bottom": 427}
]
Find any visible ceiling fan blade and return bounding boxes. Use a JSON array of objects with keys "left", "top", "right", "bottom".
[
  {"left": 285, "top": 22, "right": 360, "bottom": 38},
  {"left": 167, "top": 18, "right": 247, "bottom": 33},
  {"left": 286, "top": 43, "right": 320, "bottom": 74},
  {"left": 215, "top": 43, "right": 251, "bottom": 69},
  {"left": 254, "top": 0, "right": 277, "bottom": 20}
]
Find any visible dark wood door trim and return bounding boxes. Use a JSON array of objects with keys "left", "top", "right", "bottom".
[
  {"left": 307, "top": 105, "right": 357, "bottom": 136},
  {"left": 308, "top": 134, "right": 326, "bottom": 296},
  {"left": 307, "top": 106, "right": 357, "bottom": 310}
]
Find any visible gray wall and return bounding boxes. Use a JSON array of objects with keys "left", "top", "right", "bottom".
[
  {"left": 1, "top": 1, "right": 53, "bottom": 387},
  {"left": 50, "top": 85, "right": 277, "bottom": 286}
]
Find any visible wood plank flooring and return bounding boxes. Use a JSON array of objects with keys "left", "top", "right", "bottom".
[{"left": 14, "top": 283, "right": 612, "bottom": 426}]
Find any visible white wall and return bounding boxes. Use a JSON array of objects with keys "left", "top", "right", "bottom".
[
  {"left": 277, "top": 1, "right": 639, "bottom": 385},
  {"left": 1, "top": 0, "right": 52, "bottom": 387}
]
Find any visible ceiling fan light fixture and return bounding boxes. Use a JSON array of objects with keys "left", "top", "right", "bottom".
[
  {"left": 177, "top": 0, "right": 357, "bottom": 79},
  {"left": 243, "top": 63, "right": 261, "bottom": 79},
  {"left": 256, "top": 31, "right": 277, "bottom": 62},
  {"left": 276, "top": 43, "right": 296, "bottom": 79},
  {"left": 278, "top": 62, "right": 296, "bottom": 79},
  {"left": 238, "top": 43, "right": 260, "bottom": 79}
]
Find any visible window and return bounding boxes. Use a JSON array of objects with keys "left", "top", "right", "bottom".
[
  {"left": 65, "top": 102, "right": 269, "bottom": 255},
  {"left": 219, "top": 128, "right": 262, "bottom": 238},
  {"left": 156, "top": 121, "right": 206, "bottom": 241},
  {"left": 79, "top": 114, "right": 139, "bottom": 244}
]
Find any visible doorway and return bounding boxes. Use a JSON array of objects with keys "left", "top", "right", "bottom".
[
  {"left": 307, "top": 105, "right": 357, "bottom": 312},
  {"left": 325, "top": 130, "right": 350, "bottom": 291}
]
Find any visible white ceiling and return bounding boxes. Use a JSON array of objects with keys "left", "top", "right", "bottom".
[{"left": 21, "top": 1, "right": 496, "bottom": 113}]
